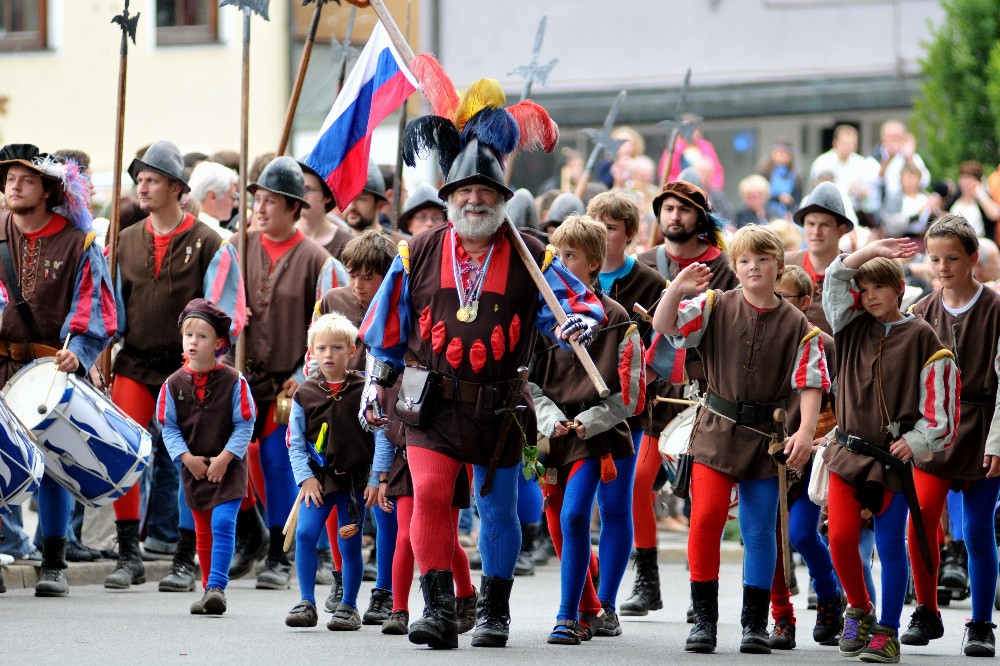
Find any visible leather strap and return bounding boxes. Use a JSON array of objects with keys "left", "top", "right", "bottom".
[{"left": 705, "top": 389, "right": 785, "bottom": 427}]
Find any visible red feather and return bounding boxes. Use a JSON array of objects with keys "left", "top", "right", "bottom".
[
  {"left": 412, "top": 53, "right": 460, "bottom": 120},
  {"left": 507, "top": 100, "right": 559, "bottom": 153}
]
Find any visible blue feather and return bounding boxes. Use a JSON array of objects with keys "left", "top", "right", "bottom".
[{"left": 460, "top": 108, "right": 520, "bottom": 162}]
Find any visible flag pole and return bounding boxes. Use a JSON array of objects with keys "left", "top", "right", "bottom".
[
  {"left": 277, "top": 0, "right": 329, "bottom": 156},
  {"left": 367, "top": 0, "right": 609, "bottom": 398}
]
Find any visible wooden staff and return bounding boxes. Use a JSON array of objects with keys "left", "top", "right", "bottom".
[
  {"left": 283, "top": 488, "right": 304, "bottom": 551},
  {"left": 277, "top": 0, "right": 329, "bottom": 156},
  {"left": 368, "top": 0, "right": 609, "bottom": 397},
  {"left": 103, "top": 0, "right": 140, "bottom": 381}
]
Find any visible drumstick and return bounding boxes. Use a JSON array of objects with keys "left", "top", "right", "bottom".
[
  {"left": 37, "top": 334, "right": 72, "bottom": 415},
  {"left": 654, "top": 396, "right": 700, "bottom": 406},
  {"left": 282, "top": 488, "right": 305, "bottom": 552}
]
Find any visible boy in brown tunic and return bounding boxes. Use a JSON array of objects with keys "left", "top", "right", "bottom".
[
  {"left": 903, "top": 215, "right": 1000, "bottom": 656},
  {"left": 158, "top": 299, "right": 256, "bottom": 616},
  {"left": 533, "top": 215, "right": 646, "bottom": 644},
  {"left": 822, "top": 237, "right": 959, "bottom": 662},
  {"left": 654, "top": 224, "right": 828, "bottom": 655},
  {"left": 284, "top": 314, "right": 375, "bottom": 632}
]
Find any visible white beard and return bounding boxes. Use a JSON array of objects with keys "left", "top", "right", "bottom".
[{"left": 447, "top": 199, "right": 506, "bottom": 240}]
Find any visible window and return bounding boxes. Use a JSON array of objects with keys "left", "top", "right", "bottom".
[
  {"left": 156, "top": 0, "right": 218, "bottom": 46},
  {"left": 0, "top": 0, "right": 47, "bottom": 52}
]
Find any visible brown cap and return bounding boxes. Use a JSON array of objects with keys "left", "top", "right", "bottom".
[
  {"left": 652, "top": 180, "right": 712, "bottom": 220},
  {"left": 178, "top": 298, "right": 232, "bottom": 342}
]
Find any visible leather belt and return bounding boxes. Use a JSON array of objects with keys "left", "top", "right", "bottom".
[
  {"left": 437, "top": 374, "right": 518, "bottom": 412},
  {"left": 0, "top": 340, "right": 59, "bottom": 362},
  {"left": 705, "top": 389, "right": 785, "bottom": 427}
]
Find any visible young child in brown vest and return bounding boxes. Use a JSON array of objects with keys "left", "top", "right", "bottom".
[
  {"left": 533, "top": 215, "right": 646, "bottom": 644},
  {"left": 822, "top": 236, "right": 959, "bottom": 662},
  {"left": 158, "top": 298, "right": 257, "bottom": 616},
  {"left": 653, "top": 224, "right": 828, "bottom": 654},
  {"left": 284, "top": 313, "right": 375, "bottom": 631}
]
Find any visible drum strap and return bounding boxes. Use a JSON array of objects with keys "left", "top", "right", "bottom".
[{"left": 0, "top": 238, "right": 44, "bottom": 342}]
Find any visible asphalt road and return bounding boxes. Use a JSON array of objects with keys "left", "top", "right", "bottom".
[{"left": 0, "top": 550, "right": 983, "bottom": 665}]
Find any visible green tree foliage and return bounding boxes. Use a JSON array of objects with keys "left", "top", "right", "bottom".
[{"left": 912, "top": 0, "right": 1000, "bottom": 178}]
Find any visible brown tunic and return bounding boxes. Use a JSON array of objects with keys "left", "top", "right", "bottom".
[
  {"left": 319, "top": 285, "right": 368, "bottom": 371},
  {"left": 825, "top": 314, "right": 948, "bottom": 494},
  {"left": 324, "top": 226, "right": 355, "bottom": 260},
  {"left": 115, "top": 216, "right": 224, "bottom": 386},
  {"left": 166, "top": 365, "right": 248, "bottom": 511},
  {"left": 534, "top": 294, "right": 635, "bottom": 469},
  {"left": 911, "top": 288, "right": 1000, "bottom": 481},
  {"left": 244, "top": 230, "right": 331, "bottom": 402},
  {"left": 295, "top": 371, "right": 374, "bottom": 494},
  {"left": 0, "top": 212, "right": 87, "bottom": 384},
  {"left": 785, "top": 250, "right": 833, "bottom": 336},
  {"left": 403, "top": 224, "right": 544, "bottom": 467},
  {"left": 690, "top": 290, "right": 813, "bottom": 480},
  {"left": 638, "top": 247, "right": 739, "bottom": 434}
]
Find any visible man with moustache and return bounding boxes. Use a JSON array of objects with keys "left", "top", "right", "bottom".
[
  {"left": 0, "top": 143, "right": 116, "bottom": 596},
  {"left": 341, "top": 159, "right": 408, "bottom": 244},
  {"left": 360, "top": 138, "right": 604, "bottom": 650},
  {"left": 109, "top": 140, "right": 243, "bottom": 591}
]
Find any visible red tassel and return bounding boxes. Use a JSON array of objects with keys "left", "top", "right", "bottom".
[
  {"left": 600, "top": 453, "right": 617, "bottom": 483},
  {"left": 412, "top": 53, "right": 460, "bottom": 120},
  {"left": 507, "top": 100, "right": 560, "bottom": 153}
]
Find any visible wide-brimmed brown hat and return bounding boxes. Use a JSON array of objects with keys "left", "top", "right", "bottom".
[
  {"left": 0, "top": 143, "right": 64, "bottom": 207},
  {"left": 652, "top": 180, "right": 711, "bottom": 220}
]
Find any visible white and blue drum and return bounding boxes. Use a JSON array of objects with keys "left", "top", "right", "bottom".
[
  {"left": 0, "top": 397, "right": 44, "bottom": 512},
  {"left": 2, "top": 359, "right": 152, "bottom": 507}
]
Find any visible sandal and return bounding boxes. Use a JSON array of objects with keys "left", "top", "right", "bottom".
[
  {"left": 577, "top": 610, "right": 604, "bottom": 641},
  {"left": 547, "top": 619, "right": 581, "bottom": 645}
]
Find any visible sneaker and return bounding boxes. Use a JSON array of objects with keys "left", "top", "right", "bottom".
[
  {"left": 285, "top": 600, "right": 319, "bottom": 628},
  {"left": 899, "top": 604, "right": 943, "bottom": 646},
  {"left": 839, "top": 605, "right": 875, "bottom": 657},
  {"left": 813, "top": 591, "right": 846, "bottom": 645},
  {"left": 65, "top": 541, "right": 95, "bottom": 562},
  {"left": 202, "top": 587, "right": 227, "bottom": 615},
  {"left": 859, "top": 625, "right": 901, "bottom": 663},
  {"left": 769, "top": 619, "right": 796, "bottom": 650},
  {"left": 597, "top": 601, "right": 622, "bottom": 637},
  {"left": 964, "top": 620, "right": 997, "bottom": 657},
  {"left": 382, "top": 610, "right": 409, "bottom": 635},
  {"left": 255, "top": 558, "right": 291, "bottom": 590},
  {"left": 327, "top": 603, "right": 362, "bottom": 631},
  {"left": 576, "top": 610, "right": 603, "bottom": 641},
  {"left": 362, "top": 588, "right": 392, "bottom": 625}
]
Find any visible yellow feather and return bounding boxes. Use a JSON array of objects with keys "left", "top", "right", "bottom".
[
  {"left": 398, "top": 240, "right": 411, "bottom": 275},
  {"left": 542, "top": 244, "right": 556, "bottom": 272},
  {"left": 455, "top": 79, "right": 506, "bottom": 132}
]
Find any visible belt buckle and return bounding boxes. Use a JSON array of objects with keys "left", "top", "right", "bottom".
[
  {"left": 845, "top": 434, "right": 862, "bottom": 452},
  {"left": 735, "top": 400, "right": 751, "bottom": 426}
]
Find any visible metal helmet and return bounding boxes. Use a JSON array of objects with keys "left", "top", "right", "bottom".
[
  {"left": 438, "top": 138, "right": 514, "bottom": 203},
  {"left": 361, "top": 159, "right": 388, "bottom": 202},
  {"left": 298, "top": 160, "right": 336, "bottom": 213},
  {"left": 128, "top": 140, "right": 190, "bottom": 193},
  {"left": 506, "top": 188, "right": 540, "bottom": 230},
  {"left": 247, "top": 156, "right": 310, "bottom": 208},
  {"left": 676, "top": 166, "right": 702, "bottom": 188},
  {"left": 0, "top": 143, "right": 64, "bottom": 207},
  {"left": 543, "top": 192, "right": 585, "bottom": 230},
  {"left": 399, "top": 182, "right": 445, "bottom": 231},
  {"left": 792, "top": 181, "right": 853, "bottom": 231}
]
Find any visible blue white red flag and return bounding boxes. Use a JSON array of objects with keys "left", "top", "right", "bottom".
[{"left": 306, "top": 22, "right": 417, "bottom": 208}]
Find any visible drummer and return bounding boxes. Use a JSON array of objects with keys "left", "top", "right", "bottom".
[
  {"left": 108, "top": 141, "right": 244, "bottom": 592},
  {"left": 0, "top": 143, "right": 117, "bottom": 597}
]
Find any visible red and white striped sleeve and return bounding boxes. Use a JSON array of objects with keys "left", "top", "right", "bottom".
[
  {"left": 903, "top": 349, "right": 960, "bottom": 459},
  {"left": 791, "top": 327, "right": 831, "bottom": 392},
  {"left": 668, "top": 290, "right": 716, "bottom": 349}
]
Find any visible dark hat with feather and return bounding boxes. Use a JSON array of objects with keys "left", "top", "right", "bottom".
[{"left": 401, "top": 59, "right": 559, "bottom": 204}]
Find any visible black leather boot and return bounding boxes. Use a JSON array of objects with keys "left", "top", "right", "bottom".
[
  {"left": 939, "top": 539, "right": 969, "bottom": 590},
  {"left": 686, "top": 580, "right": 718, "bottom": 653},
  {"left": 513, "top": 523, "right": 538, "bottom": 576},
  {"left": 229, "top": 504, "right": 268, "bottom": 579},
  {"left": 104, "top": 521, "right": 146, "bottom": 589},
  {"left": 471, "top": 575, "right": 514, "bottom": 647},
  {"left": 159, "top": 528, "right": 197, "bottom": 592},
  {"left": 35, "top": 536, "right": 69, "bottom": 597},
  {"left": 619, "top": 548, "right": 662, "bottom": 616},
  {"left": 256, "top": 526, "right": 292, "bottom": 590},
  {"left": 408, "top": 569, "right": 458, "bottom": 649},
  {"left": 740, "top": 584, "right": 772, "bottom": 654}
]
